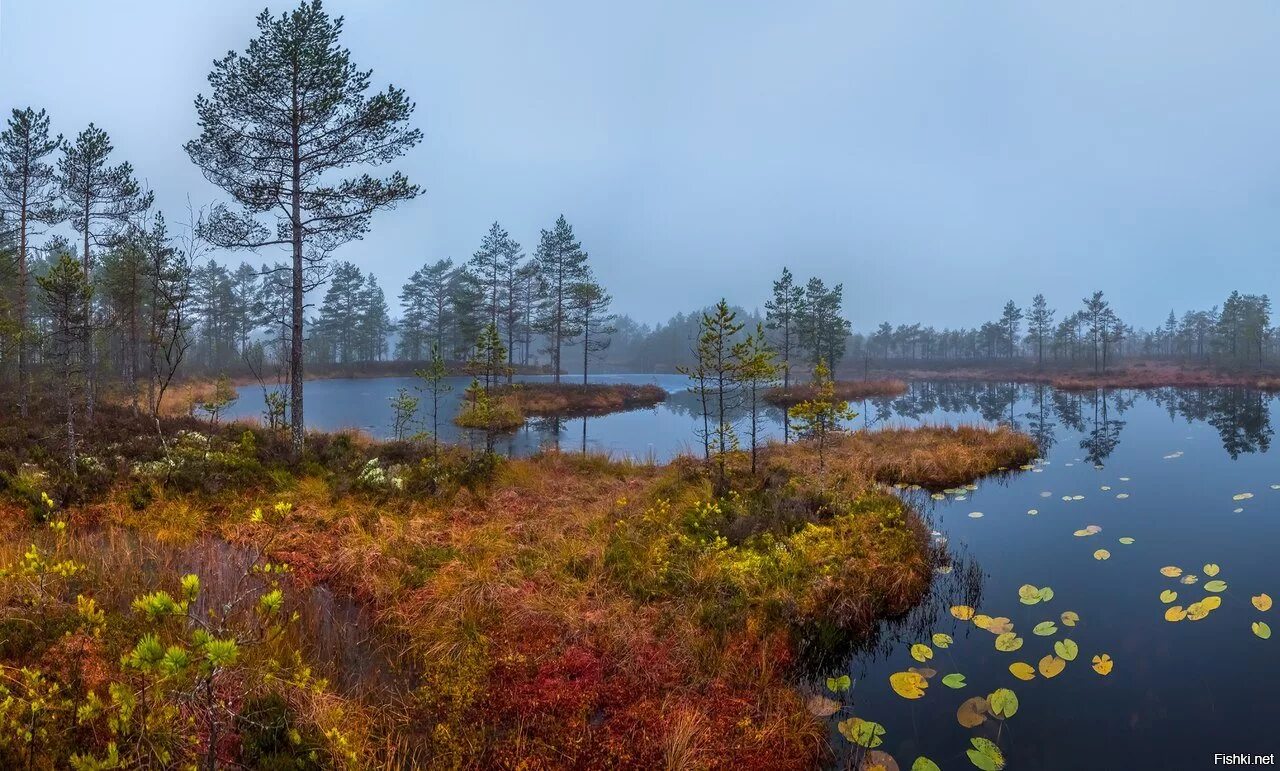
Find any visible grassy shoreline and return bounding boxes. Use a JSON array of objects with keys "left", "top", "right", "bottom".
[
  {"left": 0, "top": 395, "right": 1036, "bottom": 767},
  {"left": 859, "top": 359, "right": 1280, "bottom": 391},
  {"left": 764, "top": 378, "right": 908, "bottom": 407}
]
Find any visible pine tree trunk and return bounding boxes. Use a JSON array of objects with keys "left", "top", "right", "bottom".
[
  {"left": 289, "top": 126, "right": 305, "bottom": 459},
  {"left": 17, "top": 197, "right": 28, "bottom": 418}
]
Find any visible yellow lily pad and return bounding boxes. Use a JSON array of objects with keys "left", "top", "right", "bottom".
[
  {"left": 890, "top": 671, "right": 928, "bottom": 699},
  {"left": 1165, "top": 605, "right": 1187, "bottom": 622},
  {"left": 1203, "top": 563, "right": 1220, "bottom": 577},
  {"left": 1038, "top": 654, "right": 1066, "bottom": 679},
  {"left": 950, "top": 605, "right": 976, "bottom": 620},
  {"left": 910, "top": 643, "right": 933, "bottom": 662},
  {"left": 932, "top": 632, "right": 953, "bottom": 648},
  {"left": 1180, "top": 574, "right": 1199, "bottom": 585},
  {"left": 994, "top": 632, "right": 1023, "bottom": 652},
  {"left": 839, "top": 717, "right": 886, "bottom": 747},
  {"left": 1093, "top": 549, "right": 1111, "bottom": 560},
  {"left": 1253, "top": 622, "right": 1272, "bottom": 639},
  {"left": 1252, "top": 594, "right": 1272, "bottom": 611},
  {"left": 1008, "top": 661, "right": 1036, "bottom": 681},
  {"left": 1160, "top": 590, "right": 1177, "bottom": 604},
  {"left": 1060, "top": 610, "right": 1080, "bottom": 626},
  {"left": 1160, "top": 566, "right": 1183, "bottom": 578},
  {"left": 985, "top": 616, "right": 1014, "bottom": 634},
  {"left": 1092, "top": 653, "right": 1113, "bottom": 675}
]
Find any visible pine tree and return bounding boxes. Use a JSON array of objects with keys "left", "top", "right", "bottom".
[
  {"left": 315, "top": 261, "right": 365, "bottom": 363},
  {"left": 186, "top": 0, "right": 422, "bottom": 457},
  {"left": 999, "top": 300, "right": 1023, "bottom": 358},
  {"left": 679, "top": 300, "right": 743, "bottom": 496},
  {"left": 733, "top": 323, "right": 780, "bottom": 474},
  {"left": 788, "top": 359, "right": 857, "bottom": 471},
  {"left": 57, "top": 123, "right": 153, "bottom": 418},
  {"left": 570, "top": 279, "right": 615, "bottom": 384},
  {"left": 37, "top": 253, "right": 92, "bottom": 468},
  {"left": 1026, "top": 294, "right": 1054, "bottom": 366},
  {"left": 533, "top": 215, "right": 589, "bottom": 382},
  {"left": 0, "top": 107, "right": 63, "bottom": 417},
  {"left": 356, "top": 273, "right": 391, "bottom": 361},
  {"left": 470, "top": 221, "right": 520, "bottom": 333},
  {"left": 414, "top": 341, "right": 452, "bottom": 451},
  {"left": 764, "top": 267, "right": 804, "bottom": 389}
]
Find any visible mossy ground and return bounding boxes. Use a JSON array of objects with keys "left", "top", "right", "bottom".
[{"left": 0, "top": 395, "right": 1035, "bottom": 768}]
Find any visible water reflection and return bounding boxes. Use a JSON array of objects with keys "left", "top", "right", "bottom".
[{"left": 229, "top": 376, "right": 1279, "bottom": 463}]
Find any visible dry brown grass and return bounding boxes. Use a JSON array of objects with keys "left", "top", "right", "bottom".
[
  {"left": 763, "top": 378, "right": 908, "bottom": 407},
  {"left": 492, "top": 382, "right": 668, "bottom": 416},
  {"left": 766, "top": 423, "right": 1038, "bottom": 490},
  {"left": 866, "top": 359, "right": 1280, "bottom": 391}
]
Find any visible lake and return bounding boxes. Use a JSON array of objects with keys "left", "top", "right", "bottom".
[{"left": 229, "top": 376, "right": 1280, "bottom": 769}]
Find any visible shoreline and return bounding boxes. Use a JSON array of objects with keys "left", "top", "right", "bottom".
[{"left": 0, "top": 393, "right": 1036, "bottom": 767}]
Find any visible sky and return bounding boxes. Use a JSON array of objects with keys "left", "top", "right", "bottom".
[{"left": 3, "top": 0, "right": 1280, "bottom": 330}]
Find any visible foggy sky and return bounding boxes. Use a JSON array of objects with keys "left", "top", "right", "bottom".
[{"left": 3, "top": 0, "right": 1280, "bottom": 330}]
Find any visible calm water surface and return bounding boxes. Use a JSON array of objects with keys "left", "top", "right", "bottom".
[{"left": 229, "top": 378, "right": 1280, "bottom": 769}]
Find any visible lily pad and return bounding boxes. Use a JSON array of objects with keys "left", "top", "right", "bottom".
[
  {"left": 967, "top": 737, "right": 1006, "bottom": 771},
  {"left": 1060, "top": 610, "right": 1080, "bottom": 626},
  {"left": 910, "top": 643, "right": 934, "bottom": 662},
  {"left": 1038, "top": 654, "right": 1066, "bottom": 678},
  {"left": 807, "top": 694, "right": 842, "bottom": 717},
  {"left": 1032, "top": 621, "right": 1058, "bottom": 636},
  {"left": 994, "top": 632, "right": 1023, "bottom": 652},
  {"left": 1165, "top": 605, "right": 1187, "bottom": 622},
  {"left": 1160, "top": 566, "right": 1183, "bottom": 578},
  {"left": 1118, "top": 537, "right": 1135, "bottom": 545},
  {"left": 1092, "top": 653, "right": 1113, "bottom": 675},
  {"left": 827, "top": 674, "right": 851, "bottom": 693},
  {"left": 839, "top": 717, "right": 886, "bottom": 747},
  {"left": 987, "top": 688, "right": 1018, "bottom": 718},
  {"left": 1254, "top": 622, "right": 1272, "bottom": 639},
  {"left": 984, "top": 616, "right": 1014, "bottom": 634},
  {"left": 1203, "top": 563, "right": 1220, "bottom": 577},
  {"left": 1180, "top": 574, "right": 1199, "bottom": 585},
  {"left": 1054, "top": 638, "right": 1079, "bottom": 661},
  {"left": 1204, "top": 580, "right": 1228, "bottom": 593},
  {"left": 1252, "top": 594, "right": 1272, "bottom": 611},
  {"left": 942, "top": 673, "right": 967, "bottom": 689},
  {"left": 932, "top": 632, "right": 953, "bottom": 648},
  {"left": 1008, "top": 661, "right": 1036, "bottom": 681},
  {"left": 1093, "top": 549, "right": 1111, "bottom": 560},
  {"left": 889, "top": 671, "right": 928, "bottom": 699},
  {"left": 1160, "top": 590, "right": 1177, "bottom": 604},
  {"left": 956, "top": 696, "right": 989, "bottom": 728},
  {"left": 911, "top": 759, "right": 942, "bottom": 771},
  {"left": 861, "top": 750, "right": 900, "bottom": 771},
  {"left": 951, "top": 605, "right": 976, "bottom": 620}
]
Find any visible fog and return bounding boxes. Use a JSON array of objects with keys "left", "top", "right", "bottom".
[{"left": 3, "top": 0, "right": 1279, "bottom": 328}]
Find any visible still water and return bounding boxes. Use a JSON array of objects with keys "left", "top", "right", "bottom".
[{"left": 229, "top": 377, "right": 1279, "bottom": 769}]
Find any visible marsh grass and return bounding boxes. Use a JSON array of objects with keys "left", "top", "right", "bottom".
[
  {"left": 764, "top": 378, "right": 908, "bottom": 407},
  {"left": 0, "top": 394, "right": 1035, "bottom": 768}
]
